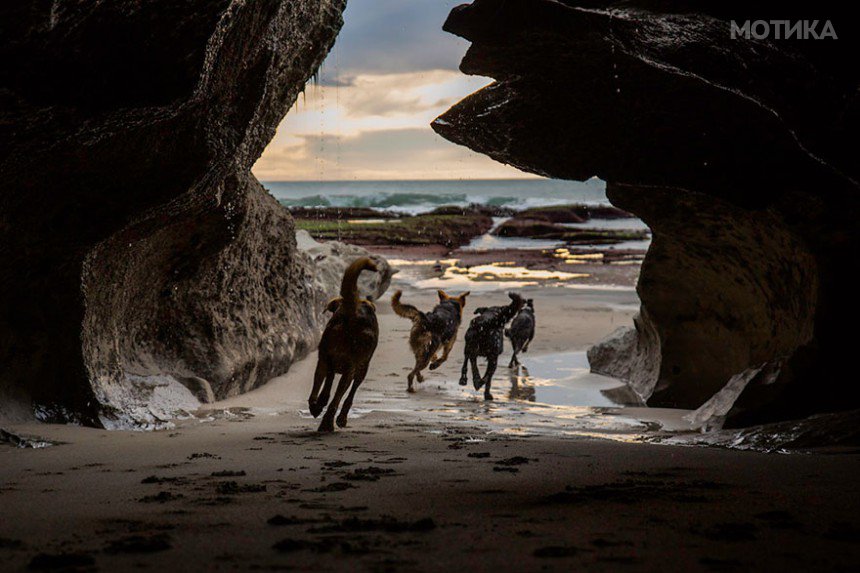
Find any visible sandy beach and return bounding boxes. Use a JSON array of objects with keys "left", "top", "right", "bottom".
[{"left": 3, "top": 276, "right": 859, "bottom": 571}]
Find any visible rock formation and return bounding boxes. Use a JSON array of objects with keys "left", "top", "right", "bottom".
[
  {"left": 296, "top": 231, "right": 396, "bottom": 305},
  {"left": 434, "top": 0, "right": 859, "bottom": 426},
  {"left": 0, "top": 1, "right": 348, "bottom": 427}
]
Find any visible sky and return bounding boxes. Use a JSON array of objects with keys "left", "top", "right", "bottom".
[{"left": 251, "top": 0, "right": 535, "bottom": 182}]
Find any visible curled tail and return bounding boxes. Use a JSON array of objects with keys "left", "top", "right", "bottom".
[
  {"left": 391, "top": 290, "right": 425, "bottom": 323},
  {"left": 339, "top": 257, "right": 378, "bottom": 312}
]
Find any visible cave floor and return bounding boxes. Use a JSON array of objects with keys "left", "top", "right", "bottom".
[
  {"left": 2, "top": 288, "right": 859, "bottom": 571},
  {"left": 2, "top": 414, "right": 859, "bottom": 571}
]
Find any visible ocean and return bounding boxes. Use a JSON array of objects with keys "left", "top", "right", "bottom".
[{"left": 262, "top": 177, "right": 610, "bottom": 216}]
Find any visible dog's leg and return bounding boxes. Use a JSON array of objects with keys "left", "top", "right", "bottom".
[
  {"left": 508, "top": 344, "right": 519, "bottom": 369},
  {"left": 416, "top": 347, "right": 434, "bottom": 384},
  {"left": 408, "top": 351, "right": 430, "bottom": 393},
  {"left": 337, "top": 366, "right": 368, "bottom": 428},
  {"left": 407, "top": 368, "right": 416, "bottom": 393},
  {"left": 310, "top": 365, "right": 335, "bottom": 418},
  {"left": 318, "top": 372, "right": 352, "bottom": 432},
  {"left": 308, "top": 360, "right": 328, "bottom": 417},
  {"left": 459, "top": 353, "right": 470, "bottom": 386},
  {"left": 313, "top": 367, "right": 336, "bottom": 416},
  {"left": 471, "top": 355, "right": 483, "bottom": 391},
  {"left": 430, "top": 336, "right": 456, "bottom": 370},
  {"left": 523, "top": 335, "right": 533, "bottom": 353},
  {"left": 483, "top": 354, "right": 498, "bottom": 400}
]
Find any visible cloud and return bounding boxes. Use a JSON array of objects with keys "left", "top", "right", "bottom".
[
  {"left": 252, "top": 4, "right": 532, "bottom": 182},
  {"left": 253, "top": 128, "right": 534, "bottom": 181},
  {"left": 264, "top": 70, "right": 490, "bottom": 146},
  {"left": 317, "top": 0, "right": 469, "bottom": 83}
]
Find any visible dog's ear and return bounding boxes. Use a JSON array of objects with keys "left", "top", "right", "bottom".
[
  {"left": 474, "top": 307, "right": 488, "bottom": 315},
  {"left": 325, "top": 297, "right": 343, "bottom": 313},
  {"left": 437, "top": 289, "right": 449, "bottom": 301},
  {"left": 527, "top": 298, "right": 534, "bottom": 308},
  {"left": 457, "top": 291, "right": 470, "bottom": 307}
]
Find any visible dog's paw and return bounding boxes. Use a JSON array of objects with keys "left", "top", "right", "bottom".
[
  {"left": 336, "top": 415, "right": 348, "bottom": 428},
  {"left": 317, "top": 418, "right": 335, "bottom": 433},
  {"left": 429, "top": 361, "right": 441, "bottom": 370},
  {"left": 484, "top": 392, "right": 494, "bottom": 401},
  {"left": 459, "top": 378, "right": 467, "bottom": 386},
  {"left": 407, "top": 386, "right": 416, "bottom": 394},
  {"left": 308, "top": 402, "right": 323, "bottom": 418},
  {"left": 473, "top": 379, "right": 484, "bottom": 391}
]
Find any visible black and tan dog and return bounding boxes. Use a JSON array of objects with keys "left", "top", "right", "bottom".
[
  {"left": 505, "top": 298, "right": 535, "bottom": 368},
  {"left": 391, "top": 289, "right": 469, "bottom": 393},
  {"left": 307, "top": 257, "right": 379, "bottom": 432},
  {"left": 460, "top": 292, "right": 524, "bottom": 400}
]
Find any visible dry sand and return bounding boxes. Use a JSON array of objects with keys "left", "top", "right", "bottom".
[{"left": 2, "top": 282, "right": 859, "bottom": 571}]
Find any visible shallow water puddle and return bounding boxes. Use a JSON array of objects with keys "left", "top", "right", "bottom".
[
  {"left": 445, "top": 351, "right": 632, "bottom": 408},
  {"left": 410, "top": 351, "right": 686, "bottom": 442}
]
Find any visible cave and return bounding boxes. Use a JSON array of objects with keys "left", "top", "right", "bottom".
[
  {"left": 431, "top": 0, "right": 859, "bottom": 428},
  {"left": 1, "top": 0, "right": 362, "bottom": 427},
  {"left": 1, "top": 1, "right": 858, "bottom": 570}
]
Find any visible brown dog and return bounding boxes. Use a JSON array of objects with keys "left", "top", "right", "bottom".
[
  {"left": 391, "top": 289, "right": 469, "bottom": 393},
  {"left": 308, "top": 257, "right": 379, "bottom": 432}
]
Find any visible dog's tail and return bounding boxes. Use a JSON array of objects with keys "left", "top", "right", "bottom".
[
  {"left": 391, "top": 290, "right": 425, "bottom": 323},
  {"left": 339, "top": 257, "right": 378, "bottom": 312}
]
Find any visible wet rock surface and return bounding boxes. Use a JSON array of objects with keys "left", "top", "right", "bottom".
[
  {"left": 492, "top": 218, "right": 648, "bottom": 244},
  {"left": 0, "top": 1, "right": 348, "bottom": 426},
  {"left": 433, "top": 0, "right": 859, "bottom": 426},
  {"left": 293, "top": 208, "right": 495, "bottom": 249}
]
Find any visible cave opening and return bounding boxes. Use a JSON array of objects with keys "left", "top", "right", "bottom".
[{"left": 248, "top": 0, "right": 669, "bottom": 443}]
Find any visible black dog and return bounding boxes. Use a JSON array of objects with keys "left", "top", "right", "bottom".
[
  {"left": 460, "top": 292, "right": 524, "bottom": 400},
  {"left": 505, "top": 298, "right": 535, "bottom": 368}
]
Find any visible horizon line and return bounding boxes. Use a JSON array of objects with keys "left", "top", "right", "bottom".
[{"left": 257, "top": 176, "right": 601, "bottom": 184}]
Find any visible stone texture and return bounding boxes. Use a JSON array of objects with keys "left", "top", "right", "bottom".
[
  {"left": 296, "top": 230, "right": 396, "bottom": 304},
  {"left": 0, "top": 0, "right": 347, "bottom": 426},
  {"left": 434, "top": 0, "right": 859, "bottom": 425}
]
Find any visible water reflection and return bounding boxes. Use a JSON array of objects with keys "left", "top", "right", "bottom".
[{"left": 508, "top": 365, "right": 536, "bottom": 402}]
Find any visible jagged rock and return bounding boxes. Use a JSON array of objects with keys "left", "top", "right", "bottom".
[
  {"left": 434, "top": 0, "right": 859, "bottom": 425},
  {"left": 0, "top": 1, "right": 347, "bottom": 426},
  {"left": 684, "top": 363, "right": 781, "bottom": 431},
  {"left": 587, "top": 313, "right": 660, "bottom": 403},
  {"left": 296, "top": 231, "right": 395, "bottom": 303},
  {"left": 493, "top": 218, "right": 569, "bottom": 238}
]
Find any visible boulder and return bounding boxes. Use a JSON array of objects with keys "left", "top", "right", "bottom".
[
  {"left": 296, "top": 231, "right": 396, "bottom": 304},
  {"left": 0, "top": 1, "right": 347, "bottom": 427}
]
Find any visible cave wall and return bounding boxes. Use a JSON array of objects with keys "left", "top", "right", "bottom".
[
  {"left": 433, "top": 0, "right": 859, "bottom": 425},
  {"left": 0, "top": 0, "right": 348, "bottom": 426}
]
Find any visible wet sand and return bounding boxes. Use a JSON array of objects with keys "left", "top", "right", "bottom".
[{"left": 2, "top": 285, "right": 859, "bottom": 571}]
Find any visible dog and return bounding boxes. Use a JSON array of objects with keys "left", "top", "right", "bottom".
[
  {"left": 505, "top": 298, "right": 535, "bottom": 368},
  {"left": 307, "top": 257, "right": 379, "bottom": 432},
  {"left": 391, "top": 289, "right": 469, "bottom": 393},
  {"left": 460, "top": 292, "right": 524, "bottom": 400}
]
